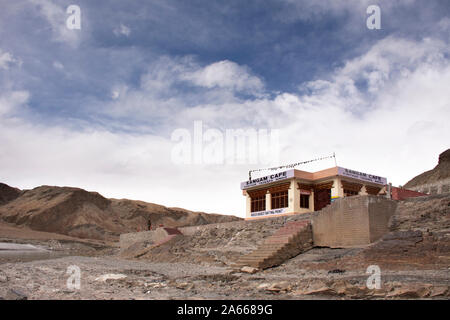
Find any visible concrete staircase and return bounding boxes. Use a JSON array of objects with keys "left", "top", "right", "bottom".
[{"left": 234, "top": 220, "right": 313, "bottom": 270}]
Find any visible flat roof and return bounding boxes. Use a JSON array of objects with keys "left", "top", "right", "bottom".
[{"left": 240, "top": 166, "right": 387, "bottom": 190}]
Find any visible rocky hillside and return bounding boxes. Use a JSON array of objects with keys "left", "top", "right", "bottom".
[
  {"left": 0, "top": 184, "right": 241, "bottom": 241},
  {"left": 404, "top": 148, "right": 450, "bottom": 188},
  {"left": 358, "top": 193, "right": 450, "bottom": 270},
  {"left": 0, "top": 183, "right": 21, "bottom": 205}
]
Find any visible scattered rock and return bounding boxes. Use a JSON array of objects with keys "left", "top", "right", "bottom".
[
  {"left": 175, "top": 282, "right": 194, "bottom": 290},
  {"left": 300, "top": 285, "right": 335, "bottom": 296},
  {"left": 331, "top": 280, "right": 360, "bottom": 296},
  {"left": 257, "top": 283, "right": 273, "bottom": 291},
  {"left": 146, "top": 282, "right": 166, "bottom": 289},
  {"left": 386, "top": 284, "right": 432, "bottom": 298},
  {"left": 47, "top": 239, "right": 62, "bottom": 250},
  {"left": 429, "top": 286, "right": 449, "bottom": 297},
  {"left": 266, "top": 281, "right": 292, "bottom": 293},
  {"left": 5, "top": 289, "right": 28, "bottom": 300},
  {"left": 328, "top": 269, "right": 346, "bottom": 274},
  {"left": 62, "top": 289, "right": 75, "bottom": 294},
  {"left": 295, "top": 279, "right": 335, "bottom": 296},
  {"left": 295, "top": 280, "right": 447, "bottom": 299},
  {"left": 95, "top": 274, "right": 127, "bottom": 282},
  {"left": 240, "top": 266, "right": 258, "bottom": 274}
]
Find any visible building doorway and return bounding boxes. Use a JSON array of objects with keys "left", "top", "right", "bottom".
[{"left": 314, "top": 188, "right": 331, "bottom": 211}]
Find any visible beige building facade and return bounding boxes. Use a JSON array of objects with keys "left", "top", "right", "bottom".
[{"left": 241, "top": 166, "right": 387, "bottom": 220}]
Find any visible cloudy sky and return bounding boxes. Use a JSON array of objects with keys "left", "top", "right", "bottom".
[{"left": 1, "top": 0, "right": 449, "bottom": 217}]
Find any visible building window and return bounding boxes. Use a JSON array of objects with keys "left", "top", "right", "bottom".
[
  {"left": 271, "top": 190, "right": 288, "bottom": 209},
  {"left": 251, "top": 195, "right": 266, "bottom": 212},
  {"left": 341, "top": 180, "right": 362, "bottom": 197},
  {"left": 344, "top": 189, "right": 359, "bottom": 197},
  {"left": 300, "top": 194, "right": 310, "bottom": 209}
]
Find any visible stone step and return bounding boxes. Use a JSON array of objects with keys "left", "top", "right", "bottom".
[
  {"left": 244, "top": 250, "right": 280, "bottom": 257},
  {"left": 265, "top": 238, "right": 298, "bottom": 244},
  {"left": 244, "top": 247, "right": 288, "bottom": 256},
  {"left": 244, "top": 252, "right": 280, "bottom": 259},
  {"left": 235, "top": 220, "right": 313, "bottom": 270}
]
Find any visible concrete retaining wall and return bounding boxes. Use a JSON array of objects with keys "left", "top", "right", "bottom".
[{"left": 312, "top": 195, "right": 396, "bottom": 247}]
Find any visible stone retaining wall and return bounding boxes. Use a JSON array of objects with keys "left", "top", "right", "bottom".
[
  {"left": 178, "top": 213, "right": 310, "bottom": 236},
  {"left": 119, "top": 213, "right": 311, "bottom": 249},
  {"left": 119, "top": 227, "right": 169, "bottom": 250}
]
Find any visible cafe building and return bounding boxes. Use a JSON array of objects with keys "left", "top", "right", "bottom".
[{"left": 241, "top": 166, "right": 387, "bottom": 219}]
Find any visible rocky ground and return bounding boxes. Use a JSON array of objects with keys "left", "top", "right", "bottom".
[
  {"left": 1, "top": 194, "right": 449, "bottom": 300},
  {"left": 1, "top": 249, "right": 448, "bottom": 300}
]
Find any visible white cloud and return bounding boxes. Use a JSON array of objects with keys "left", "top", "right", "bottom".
[
  {"left": 111, "top": 91, "right": 120, "bottom": 99},
  {"left": 101, "top": 57, "right": 264, "bottom": 122},
  {"left": 52, "top": 61, "right": 64, "bottom": 70},
  {"left": 301, "top": 37, "right": 448, "bottom": 110},
  {"left": 1, "top": 36, "right": 449, "bottom": 217},
  {"left": 0, "top": 90, "right": 29, "bottom": 116},
  {"left": 113, "top": 24, "right": 131, "bottom": 37},
  {"left": 138, "top": 57, "right": 263, "bottom": 95},
  {"left": 276, "top": 0, "right": 417, "bottom": 22},
  {"left": 182, "top": 60, "right": 264, "bottom": 94},
  {"left": 30, "top": 0, "right": 81, "bottom": 46},
  {"left": 276, "top": 37, "right": 450, "bottom": 186},
  {"left": 110, "top": 84, "right": 128, "bottom": 100},
  {"left": 0, "top": 50, "right": 20, "bottom": 69}
]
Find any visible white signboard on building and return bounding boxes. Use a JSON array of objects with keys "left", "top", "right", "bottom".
[
  {"left": 338, "top": 167, "right": 387, "bottom": 185},
  {"left": 250, "top": 208, "right": 287, "bottom": 217},
  {"left": 241, "top": 170, "right": 295, "bottom": 190}
]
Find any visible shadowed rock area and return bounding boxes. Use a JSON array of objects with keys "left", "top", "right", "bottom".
[{"left": 0, "top": 183, "right": 21, "bottom": 206}]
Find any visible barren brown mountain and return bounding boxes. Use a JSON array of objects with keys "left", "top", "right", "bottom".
[
  {"left": 0, "top": 184, "right": 241, "bottom": 241},
  {"left": 404, "top": 148, "right": 450, "bottom": 188}
]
